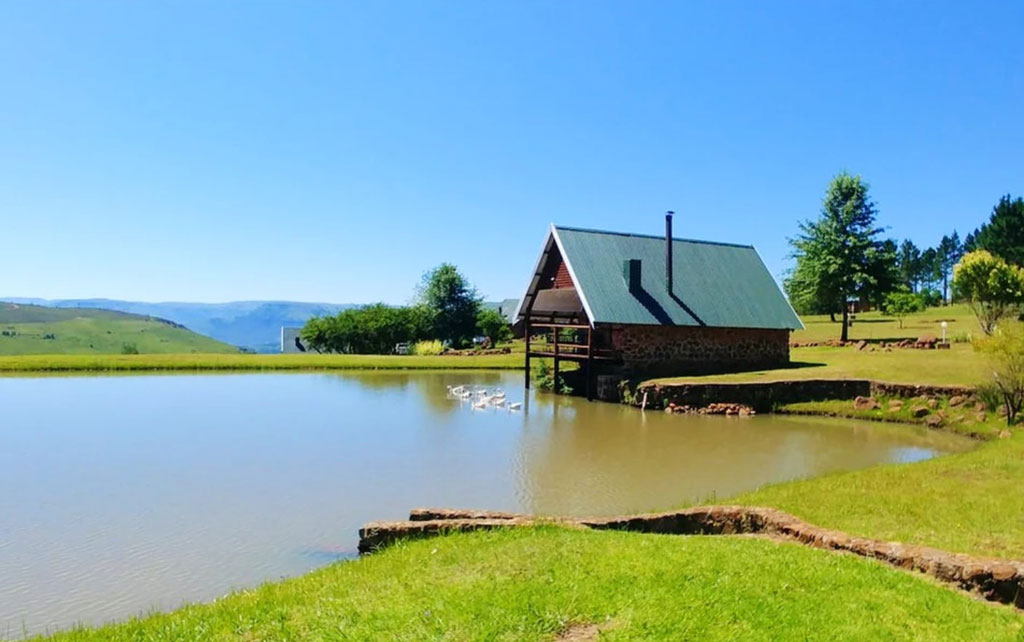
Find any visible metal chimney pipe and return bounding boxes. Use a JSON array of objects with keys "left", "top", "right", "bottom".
[{"left": 665, "top": 211, "right": 674, "bottom": 294}]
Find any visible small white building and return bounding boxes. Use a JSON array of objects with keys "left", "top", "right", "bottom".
[{"left": 280, "top": 327, "right": 309, "bottom": 353}]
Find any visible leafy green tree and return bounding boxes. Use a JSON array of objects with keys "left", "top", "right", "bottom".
[
  {"left": 788, "top": 172, "right": 895, "bottom": 341},
  {"left": 476, "top": 307, "right": 512, "bottom": 347},
  {"left": 953, "top": 250, "right": 1024, "bottom": 335},
  {"left": 419, "top": 263, "right": 481, "bottom": 347},
  {"left": 897, "top": 240, "right": 922, "bottom": 292},
  {"left": 881, "top": 291, "right": 924, "bottom": 329},
  {"left": 971, "top": 195, "right": 1024, "bottom": 266},
  {"left": 300, "top": 304, "right": 433, "bottom": 354}
]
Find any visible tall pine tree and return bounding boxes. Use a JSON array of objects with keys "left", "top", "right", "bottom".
[{"left": 787, "top": 172, "right": 896, "bottom": 342}]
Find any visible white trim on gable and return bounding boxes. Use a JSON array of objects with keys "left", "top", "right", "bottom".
[{"left": 551, "top": 225, "right": 597, "bottom": 328}]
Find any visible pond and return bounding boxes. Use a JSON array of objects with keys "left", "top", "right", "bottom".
[{"left": 0, "top": 372, "right": 971, "bottom": 638}]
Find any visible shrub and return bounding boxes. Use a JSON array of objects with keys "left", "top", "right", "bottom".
[
  {"left": 950, "top": 331, "right": 973, "bottom": 344},
  {"left": 121, "top": 342, "right": 139, "bottom": 355},
  {"left": 975, "top": 323, "right": 1024, "bottom": 425},
  {"left": 412, "top": 339, "right": 444, "bottom": 356},
  {"left": 532, "top": 360, "right": 573, "bottom": 394}
]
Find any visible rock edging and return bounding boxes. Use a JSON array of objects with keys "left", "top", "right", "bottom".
[
  {"left": 358, "top": 506, "right": 1023, "bottom": 610},
  {"left": 622, "top": 379, "right": 975, "bottom": 412}
]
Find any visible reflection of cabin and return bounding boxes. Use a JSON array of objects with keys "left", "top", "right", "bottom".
[{"left": 514, "top": 215, "right": 803, "bottom": 398}]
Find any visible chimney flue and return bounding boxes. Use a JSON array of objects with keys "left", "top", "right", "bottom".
[{"left": 665, "top": 211, "right": 674, "bottom": 294}]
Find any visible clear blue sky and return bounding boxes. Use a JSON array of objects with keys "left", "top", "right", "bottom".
[{"left": 2, "top": 2, "right": 1021, "bottom": 304}]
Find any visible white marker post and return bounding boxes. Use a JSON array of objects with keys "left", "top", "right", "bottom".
[{"left": 941, "top": 321, "right": 948, "bottom": 344}]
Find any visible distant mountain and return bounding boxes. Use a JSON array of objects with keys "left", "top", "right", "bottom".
[
  {"left": 1, "top": 298, "right": 355, "bottom": 352},
  {"left": 0, "top": 302, "right": 238, "bottom": 355}
]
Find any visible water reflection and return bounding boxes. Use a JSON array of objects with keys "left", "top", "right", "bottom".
[{"left": 0, "top": 372, "right": 970, "bottom": 638}]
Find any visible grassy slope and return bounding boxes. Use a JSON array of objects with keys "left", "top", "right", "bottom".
[
  {"left": 730, "top": 432, "right": 1024, "bottom": 559},
  {"left": 29, "top": 527, "right": 1023, "bottom": 642},
  {"left": 0, "top": 352, "right": 525, "bottom": 372},
  {"left": 0, "top": 304, "right": 237, "bottom": 355}
]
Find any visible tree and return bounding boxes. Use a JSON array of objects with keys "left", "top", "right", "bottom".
[
  {"left": 917, "top": 247, "right": 941, "bottom": 294},
  {"left": 897, "top": 240, "right": 922, "bottom": 292},
  {"left": 419, "top": 263, "right": 481, "bottom": 347},
  {"left": 476, "top": 307, "right": 512, "bottom": 347},
  {"left": 788, "top": 172, "right": 895, "bottom": 342},
  {"left": 953, "top": 250, "right": 1024, "bottom": 335},
  {"left": 300, "top": 303, "right": 433, "bottom": 354},
  {"left": 881, "top": 291, "right": 924, "bottom": 329},
  {"left": 971, "top": 195, "right": 1024, "bottom": 266},
  {"left": 935, "top": 232, "right": 963, "bottom": 304},
  {"left": 977, "top": 324, "right": 1024, "bottom": 426}
]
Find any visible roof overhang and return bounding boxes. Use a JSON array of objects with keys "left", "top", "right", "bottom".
[{"left": 512, "top": 225, "right": 598, "bottom": 328}]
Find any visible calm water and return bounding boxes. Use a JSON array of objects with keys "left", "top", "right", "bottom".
[{"left": 0, "top": 372, "right": 970, "bottom": 638}]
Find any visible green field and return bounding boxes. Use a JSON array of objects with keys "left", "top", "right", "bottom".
[
  {"left": 793, "top": 303, "right": 981, "bottom": 343},
  {"left": 0, "top": 351, "right": 525, "bottom": 372},
  {"left": 0, "top": 303, "right": 237, "bottom": 355},
  {"left": 28, "top": 527, "right": 1022, "bottom": 642},
  {"left": 649, "top": 343, "right": 989, "bottom": 387}
]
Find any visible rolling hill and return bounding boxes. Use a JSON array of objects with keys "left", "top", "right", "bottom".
[
  {"left": 3, "top": 299, "right": 354, "bottom": 352},
  {"left": 0, "top": 303, "right": 239, "bottom": 355}
]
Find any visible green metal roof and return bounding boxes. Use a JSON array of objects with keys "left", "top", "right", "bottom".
[{"left": 550, "top": 225, "right": 802, "bottom": 330}]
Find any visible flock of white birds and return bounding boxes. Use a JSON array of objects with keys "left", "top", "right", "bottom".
[{"left": 446, "top": 385, "right": 523, "bottom": 411}]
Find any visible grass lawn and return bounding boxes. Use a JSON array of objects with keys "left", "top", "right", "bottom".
[
  {"left": 27, "top": 527, "right": 1023, "bottom": 642},
  {"left": 793, "top": 303, "right": 981, "bottom": 344},
  {"left": 0, "top": 352, "right": 525, "bottom": 373},
  {"left": 730, "top": 432, "right": 1024, "bottom": 559},
  {"left": 648, "top": 343, "right": 991, "bottom": 387}
]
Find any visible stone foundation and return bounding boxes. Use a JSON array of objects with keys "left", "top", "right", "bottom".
[
  {"left": 609, "top": 325, "right": 790, "bottom": 374},
  {"left": 359, "top": 506, "right": 1024, "bottom": 609}
]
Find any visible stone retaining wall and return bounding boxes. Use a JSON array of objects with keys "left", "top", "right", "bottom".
[
  {"left": 359, "top": 506, "right": 1024, "bottom": 609},
  {"left": 620, "top": 379, "right": 976, "bottom": 411},
  {"left": 610, "top": 325, "right": 790, "bottom": 374}
]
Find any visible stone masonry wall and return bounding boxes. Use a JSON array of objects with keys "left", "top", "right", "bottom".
[{"left": 610, "top": 325, "right": 790, "bottom": 374}]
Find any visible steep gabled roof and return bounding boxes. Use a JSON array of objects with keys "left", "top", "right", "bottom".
[{"left": 516, "top": 225, "right": 803, "bottom": 330}]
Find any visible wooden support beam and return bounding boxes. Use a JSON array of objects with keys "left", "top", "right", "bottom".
[
  {"left": 586, "top": 325, "right": 594, "bottom": 401},
  {"left": 553, "top": 326, "right": 560, "bottom": 389},
  {"left": 524, "top": 318, "right": 531, "bottom": 389}
]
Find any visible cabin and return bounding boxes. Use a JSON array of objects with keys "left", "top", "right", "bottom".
[{"left": 514, "top": 214, "right": 803, "bottom": 398}]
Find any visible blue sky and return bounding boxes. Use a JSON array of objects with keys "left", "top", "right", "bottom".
[{"left": 2, "top": 2, "right": 1022, "bottom": 304}]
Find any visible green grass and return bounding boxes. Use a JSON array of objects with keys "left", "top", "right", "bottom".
[
  {"left": 649, "top": 343, "right": 990, "bottom": 387},
  {"left": 0, "top": 352, "right": 525, "bottom": 373},
  {"left": 0, "top": 303, "right": 237, "bottom": 355},
  {"left": 793, "top": 303, "right": 981, "bottom": 343},
  {"left": 27, "top": 527, "right": 1023, "bottom": 642},
  {"left": 730, "top": 432, "right": 1024, "bottom": 559}
]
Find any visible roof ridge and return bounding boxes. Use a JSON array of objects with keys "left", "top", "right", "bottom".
[{"left": 553, "top": 225, "right": 754, "bottom": 249}]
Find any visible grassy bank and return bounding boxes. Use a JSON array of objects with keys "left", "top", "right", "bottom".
[
  {"left": 27, "top": 527, "right": 1022, "bottom": 642},
  {"left": 0, "top": 352, "right": 525, "bottom": 373},
  {"left": 730, "top": 432, "right": 1024, "bottom": 559}
]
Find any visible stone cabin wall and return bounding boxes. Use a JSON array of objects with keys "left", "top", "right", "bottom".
[{"left": 608, "top": 324, "right": 790, "bottom": 374}]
